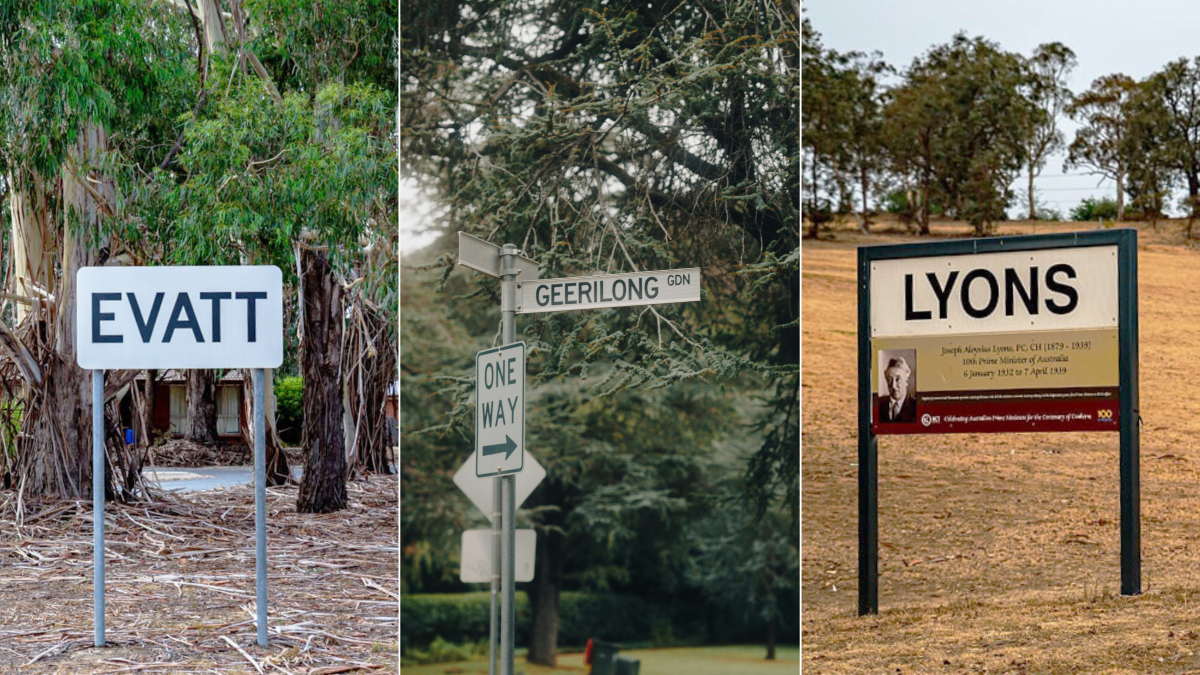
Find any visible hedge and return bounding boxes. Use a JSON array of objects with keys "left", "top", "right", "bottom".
[{"left": 401, "top": 591, "right": 798, "bottom": 651}]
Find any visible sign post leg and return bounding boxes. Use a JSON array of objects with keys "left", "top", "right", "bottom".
[
  {"left": 253, "top": 368, "right": 268, "bottom": 646},
  {"left": 501, "top": 475, "right": 516, "bottom": 675},
  {"left": 93, "top": 369, "right": 106, "bottom": 647},
  {"left": 489, "top": 476, "right": 501, "bottom": 675}
]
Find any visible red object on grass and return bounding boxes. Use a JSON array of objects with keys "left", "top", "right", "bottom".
[{"left": 584, "top": 638, "right": 594, "bottom": 665}]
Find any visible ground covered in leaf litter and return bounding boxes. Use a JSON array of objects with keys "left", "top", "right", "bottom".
[
  {"left": 803, "top": 218, "right": 1200, "bottom": 674},
  {"left": 0, "top": 475, "right": 397, "bottom": 674}
]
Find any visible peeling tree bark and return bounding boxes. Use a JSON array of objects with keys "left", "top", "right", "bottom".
[
  {"left": 296, "top": 248, "right": 346, "bottom": 513},
  {"left": 185, "top": 369, "right": 218, "bottom": 444}
]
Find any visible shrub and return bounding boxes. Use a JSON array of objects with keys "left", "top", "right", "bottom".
[
  {"left": 1070, "top": 196, "right": 1120, "bottom": 221},
  {"left": 275, "top": 376, "right": 303, "bottom": 445},
  {"left": 400, "top": 636, "right": 487, "bottom": 666}
]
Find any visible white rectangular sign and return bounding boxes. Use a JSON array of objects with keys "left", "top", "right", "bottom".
[
  {"left": 517, "top": 268, "right": 700, "bottom": 314},
  {"left": 460, "top": 529, "right": 536, "bottom": 583},
  {"left": 454, "top": 451, "right": 546, "bottom": 522},
  {"left": 476, "top": 342, "right": 525, "bottom": 477},
  {"left": 77, "top": 266, "right": 284, "bottom": 369},
  {"left": 870, "top": 247, "right": 1118, "bottom": 338}
]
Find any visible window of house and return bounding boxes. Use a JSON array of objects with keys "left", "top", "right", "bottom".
[
  {"left": 217, "top": 386, "right": 240, "bottom": 436},
  {"left": 169, "top": 385, "right": 185, "bottom": 435}
]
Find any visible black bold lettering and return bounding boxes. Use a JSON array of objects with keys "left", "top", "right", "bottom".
[
  {"left": 200, "top": 291, "right": 232, "bottom": 342},
  {"left": 1045, "top": 263, "right": 1079, "bottom": 315},
  {"left": 235, "top": 291, "right": 267, "bottom": 342},
  {"left": 905, "top": 274, "right": 933, "bottom": 321},
  {"left": 162, "top": 293, "right": 205, "bottom": 343},
  {"left": 564, "top": 282, "right": 577, "bottom": 304},
  {"left": 536, "top": 284, "right": 551, "bottom": 306},
  {"left": 926, "top": 271, "right": 959, "bottom": 319},
  {"left": 645, "top": 277, "right": 659, "bottom": 299},
  {"left": 579, "top": 282, "right": 593, "bottom": 304},
  {"left": 599, "top": 281, "right": 612, "bottom": 302},
  {"left": 126, "top": 292, "right": 163, "bottom": 343},
  {"left": 613, "top": 279, "right": 627, "bottom": 301},
  {"left": 628, "top": 278, "right": 643, "bottom": 301},
  {"left": 961, "top": 269, "right": 999, "bottom": 319},
  {"left": 1004, "top": 267, "right": 1038, "bottom": 316},
  {"left": 507, "top": 357, "right": 516, "bottom": 384},
  {"left": 551, "top": 284, "right": 563, "bottom": 306},
  {"left": 92, "top": 293, "right": 123, "bottom": 344}
]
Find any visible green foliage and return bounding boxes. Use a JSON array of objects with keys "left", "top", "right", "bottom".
[
  {"left": 401, "top": 591, "right": 788, "bottom": 652},
  {"left": 1070, "top": 196, "right": 1121, "bottom": 221},
  {"left": 275, "top": 376, "right": 303, "bottom": 445},
  {"left": 401, "top": 636, "right": 488, "bottom": 666}
]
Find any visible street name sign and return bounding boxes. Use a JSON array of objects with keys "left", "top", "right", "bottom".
[
  {"left": 457, "top": 232, "right": 540, "bottom": 282},
  {"left": 454, "top": 451, "right": 547, "bottom": 523},
  {"left": 476, "top": 342, "right": 525, "bottom": 477},
  {"left": 77, "top": 266, "right": 284, "bottom": 369},
  {"left": 517, "top": 268, "right": 700, "bottom": 314},
  {"left": 461, "top": 529, "right": 536, "bottom": 583}
]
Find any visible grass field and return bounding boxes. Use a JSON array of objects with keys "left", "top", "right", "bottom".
[
  {"left": 803, "top": 217, "right": 1200, "bottom": 673},
  {"left": 401, "top": 645, "right": 798, "bottom": 675}
]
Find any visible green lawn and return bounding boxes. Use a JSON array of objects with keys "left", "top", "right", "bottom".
[{"left": 402, "top": 645, "right": 799, "bottom": 675}]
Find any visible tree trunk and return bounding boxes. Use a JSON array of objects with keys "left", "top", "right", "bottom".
[
  {"left": 343, "top": 299, "right": 395, "bottom": 475},
  {"left": 1116, "top": 161, "right": 1126, "bottom": 222},
  {"left": 240, "top": 370, "right": 290, "bottom": 485},
  {"left": 15, "top": 124, "right": 112, "bottom": 499},
  {"left": 1028, "top": 167, "right": 1037, "bottom": 220},
  {"left": 141, "top": 370, "right": 156, "bottom": 446},
  {"left": 526, "top": 523, "right": 565, "bottom": 666},
  {"left": 859, "top": 165, "right": 870, "bottom": 233},
  {"left": 765, "top": 601, "right": 777, "bottom": 660},
  {"left": 8, "top": 172, "right": 53, "bottom": 325},
  {"left": 185, "top": 369, "right": 219, "bottom": 444},
  {"left": 296, "top": 248, "right": 347, "bottom": 513}
]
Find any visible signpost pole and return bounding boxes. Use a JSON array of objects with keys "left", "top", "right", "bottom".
[
  {"left": 499, "top": 244, "right": 518, "bottom": 675},
  {"left": 1119, "top": 231, "right": 1141, "bottom": 595},
  {"left": 253, "top": 368, "right": 269, "bottom": 646},
  {"left": 93, "top": 369, "right": 106, "bottom": 647},
  {"left": 489, "top": 479, "right": 500, "bottom": 675},
  {"left": 857, "top": 250, "right": 878, "bottom": 616}
]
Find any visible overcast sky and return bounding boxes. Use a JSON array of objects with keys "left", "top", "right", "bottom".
[{"left": 804, "top": 0, "right": 1200, "bottom": 218}]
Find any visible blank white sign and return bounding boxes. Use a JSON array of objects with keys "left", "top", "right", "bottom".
[
  {"left": 460, "top": 529, "right": 536, "bottom": 583},
  {"left": 76, "top": 266, "right": 284, "bottom": 369}
]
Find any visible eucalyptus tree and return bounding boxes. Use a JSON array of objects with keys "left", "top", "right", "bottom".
[
  {"left": 1065, "top": 74, "right": 1139, "bottom": 221},
  {"left": 884, "top": 34, "right": 1037, "bottom": 235},
  {"left": 137, "top": 0, "right": 398, "bottom": 511},
  {"left": 0, "top": 0, "right": 195, "bottom": 498},
  {"left": 1023, "top": 42, "right": 1076, "bottom": 220},
  {"left": 403, "top": 0, "right": 797, "bottom": 663},
  {"left": 1143, "top": 58, "right": 1200, "bottom": 221}
]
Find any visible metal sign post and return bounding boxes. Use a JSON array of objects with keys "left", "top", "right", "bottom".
[
  {"left": 78, "top": 266, "right": 283, "bottom": 649},
  {"left": 253, "top": 369, "right": 268, "bottom": 647},
  {"left": 93, "top": 369, "right": 106, "bottom": 647},
  {"left": 455, "top": 234, "right": 702, "bottom": 673}
]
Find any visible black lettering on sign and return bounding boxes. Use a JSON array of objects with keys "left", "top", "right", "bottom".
[
  {"left": 628, "top": 277, "right": 643, "bottom": 301},
  {"left": 579, "top": 282, "right": 593, "bottom": 304},
  {"left": 481, "top": 400, "right": 495, "bottom": 427},
  {"left": 613, "top": 279, "right": 627, "bottom": 301},
  {"left": 536, "top": 285, "right": 551, "bottom": 307},
  {"left": 127, "top": 292, "right": 165, "bottom": 343},
  {"left": 507, "top": 396, "right": 518, "bottom": 419},
  {"left": 646, "top": 277, "right": 659, "bottom": 299},
  {"left": 564, "top": 282, "right": 576, "bottom": 304},
  {"left": 551, "top": 284, "right": 563, "bottom": 306},
  {"left": 200, "top": 291, "right": 232, "bottom": 342},
  {"left": 599, "top": 281, "right": 612, "bottom": 302},
  {"left": 236, "top": 291, "right": 267, "bottom": 342},
  {"left": 92, "top": 293, "right": 123, "bottom": 343},
  {"left": 1005, "top": 267, "right": 1038, "bottom": 316},
  {"left": 926, "top": 271, "right": 959, "bottom": 319},
  {"left": 961, "top": 269, "right": 999, "bottom": 319},
  {"left": 1045, "top": 263, "right": 1078, "bottom": 315},
  {"left": 163, "top": 293, "right": 204, "bottom": 343},
  {"left": 905, "top": 274, "right": 932, "bottom": 321}
]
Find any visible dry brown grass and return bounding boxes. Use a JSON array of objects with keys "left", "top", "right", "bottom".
[
  {"left": 803, "top": 217, "right": 1200, "bottom": 674},
  {"left": 0, "top": 476, "right": 398, "bottom": 674}
]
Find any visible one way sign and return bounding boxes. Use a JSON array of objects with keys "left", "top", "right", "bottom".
[{"left": 476, "top": 342, "right": 525, "bottom": 477}]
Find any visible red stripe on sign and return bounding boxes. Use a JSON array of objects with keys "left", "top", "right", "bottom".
[{"left": 874, "top": 392, "right": 1120, "bottom": 435}]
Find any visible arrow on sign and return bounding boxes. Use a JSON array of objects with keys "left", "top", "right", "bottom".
[{"left": 482, "top": 435, "right": 518, "bottom": 460}]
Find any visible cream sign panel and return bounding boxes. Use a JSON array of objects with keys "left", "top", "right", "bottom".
[
  {"left": 870, "top": 246, "right": 1118, "bottom": 337},
  {"left": 77, "top": 266, "right": 284, "bottom": 370}
]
